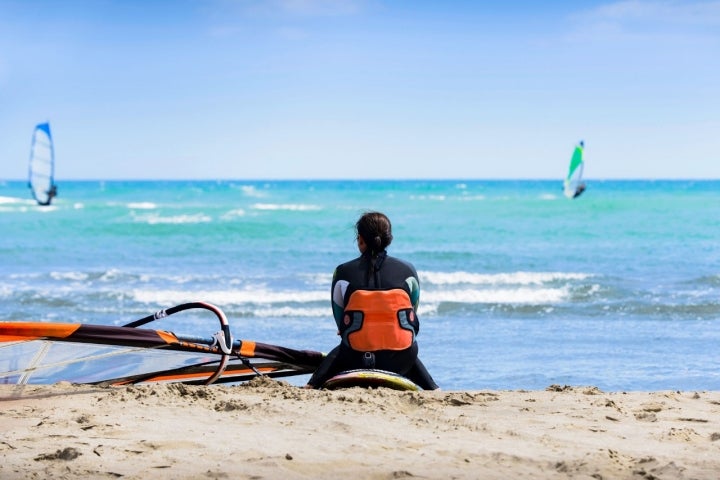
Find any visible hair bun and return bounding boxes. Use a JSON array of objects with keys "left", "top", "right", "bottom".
[{"left": 356, "top": 211, "right": 393, "bottom": 253}]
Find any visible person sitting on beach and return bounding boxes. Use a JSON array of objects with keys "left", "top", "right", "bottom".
[{"left": 305, "top": 211, "right": 439, "bottom": 390}]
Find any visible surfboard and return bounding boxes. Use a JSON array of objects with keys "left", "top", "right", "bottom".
[{"left": 322, "top": 369, "right": 420, "bottom": 391}]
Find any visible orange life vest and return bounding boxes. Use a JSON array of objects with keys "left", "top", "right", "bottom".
[{"left": 342, "top": 289, "right": 417, "bottom": 352}]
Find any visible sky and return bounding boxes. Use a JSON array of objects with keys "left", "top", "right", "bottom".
[{"left": 1, "top": 0, "right": 718, "bottom": 180}]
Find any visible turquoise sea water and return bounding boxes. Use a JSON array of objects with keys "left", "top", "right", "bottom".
[{"left": 1, "top": 179, "right": 719, "bottom": 390}]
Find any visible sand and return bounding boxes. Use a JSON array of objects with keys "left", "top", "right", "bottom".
[{"left": 1, "top": 378, "right": 719, "bottom": 479}]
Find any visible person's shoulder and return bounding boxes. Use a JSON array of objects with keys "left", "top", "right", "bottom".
[
  {"left": 336, "top": 255, "right": 360, "bottom": 267},
  {"left": 385, "top": 255, "right": 417, "bottom": 273},
  {"left": 335, "top": 256, "right": 363, "bottom": 274}
]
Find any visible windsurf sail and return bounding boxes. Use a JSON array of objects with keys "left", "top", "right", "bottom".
[
  {"left": 28, "top": 122, "right": 57, "bottom": 206},
  {"left": 0, "top": 302, "right": 324, "bottom": 386},
  {"left": 563, "top": 140, "right": 585, "bottom": 199}
]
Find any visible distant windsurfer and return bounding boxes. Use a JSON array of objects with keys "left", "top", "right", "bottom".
[
  {"left": 564, "top": 140, "right": 586, "bottom": 199},
  {"left": 573, "top": 140, "right": 585, "bottom": 198},
  {"left": 38, "top": 184, "right": 57, "bottom": 206},
  {"left": 305, "top": 211, "right": 439, "bottom": 390},
  {"left": 572, "top": 183, "right": 586, "bottom": 198},
  {"left": 572, "top": 140, "right": 586, "bottom": 198}
]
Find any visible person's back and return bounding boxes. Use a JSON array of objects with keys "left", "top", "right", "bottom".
[
  {"left": 333, "top": 254, "right": 418, "bottom": 307},
  {"left": 306, "top": 211, "right": 438, "bottom": 390},
  {"left": 334, "top": 253, "right": 419, "bottom": 354}
]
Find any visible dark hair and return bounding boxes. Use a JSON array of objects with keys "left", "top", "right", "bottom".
[{"left": 356, "top": 211, "right": 393, "bottom": 254}]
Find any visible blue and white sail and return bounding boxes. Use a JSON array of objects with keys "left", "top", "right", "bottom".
[{"left": 28, "top": 122, "right": 57, "bottom": 206}]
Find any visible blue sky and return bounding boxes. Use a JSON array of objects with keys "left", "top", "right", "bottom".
[{"left": 1, "top": 0, "right": 718, "bottom": 180}]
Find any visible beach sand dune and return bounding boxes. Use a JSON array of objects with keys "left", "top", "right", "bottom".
[{"left": 2, "top": 378, "right": 719, "bottom": 479}]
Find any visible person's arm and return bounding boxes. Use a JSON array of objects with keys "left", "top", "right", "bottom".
[
  {"left": 405, "top": 268, "right": 421, "bottom": 334},
  {"left": 406, "top": 275, "right": 420, "bottom": 311},
  {"left": 331, "top": 269, "right": 349, "bottom": 333}
]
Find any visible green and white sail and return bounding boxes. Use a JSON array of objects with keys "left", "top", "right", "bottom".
[{"left": 563, "top": 141, "right": 585, "bottom": 199}]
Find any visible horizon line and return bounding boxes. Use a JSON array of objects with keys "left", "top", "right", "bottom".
[{"left": 3, "top": 177, "right": 720, "bottom": 183}]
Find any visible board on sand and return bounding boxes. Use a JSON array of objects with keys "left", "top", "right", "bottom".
[{"left": 322, "top": 369, "right": 420, "bottom": 391}]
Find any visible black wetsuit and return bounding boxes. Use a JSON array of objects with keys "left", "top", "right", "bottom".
[
  {"left": 573, "top": 184, "right": 586, "bottom": 198},
  {"left": 307, "top": 251, "right": 439, "bottom": 389}
]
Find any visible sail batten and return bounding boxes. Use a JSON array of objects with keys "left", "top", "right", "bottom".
[{"left": 28, "top": 122, "right": 57, "bottom": 206}]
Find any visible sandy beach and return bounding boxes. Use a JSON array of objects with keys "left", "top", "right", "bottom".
[{"left": 1, "top": 378, "right": 719, "bottom": 479}]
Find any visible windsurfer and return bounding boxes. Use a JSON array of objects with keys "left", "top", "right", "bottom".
[
  {"left": 572, "top": 141, "right": 586, "bottom": 198},
  {"left": 37, "top": 185, "right": 57, "bottom": 206},
  {"left": 563, "top": 140, "right": 586, "bottom": 200},
  {"left": 573, "top": 183, "right": 586, "bottom": 198},
  {"left": 305, "top": 211, "right": 439, "bottom": 390},
  {"left": 45, "top": 185, "right": 57, "bottom": 205}
]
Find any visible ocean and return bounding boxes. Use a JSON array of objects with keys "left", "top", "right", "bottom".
[{"left": 1, "top": 179, "right": 718, "bottom": 391}]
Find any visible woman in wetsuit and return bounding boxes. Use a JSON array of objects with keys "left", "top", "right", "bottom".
[{"left": 306, "top": 211, "right": 438, "bottom": 390}]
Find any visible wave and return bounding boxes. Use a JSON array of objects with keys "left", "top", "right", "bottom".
[
  {"left": 127, "top": 202, "right": 157, "bottom": 209},
  {"left": 0, "top": 196, "right": 32, "bottom": 205},
  {"left": 220, "top": 209, "right": 246, "bottom": 220},
  {"left": 129, "top": 288, "right": 327, "bottom": 306},
  {"left": 251, "top": 203, "right": 321, "bottom": 211},
  {"left": 687, "top": 274, "right": 720, "bottom": 287},
  {"left": 0, "top": 195, "right": 60, "bottom": 212},
  {"left": 46, "top": 269, "right": 161, "bottom": 284},
  {"left": 234, "top": 184, "right": 268, "bottom": 198},
  {"left": 419, "top": 271, "right": 590, "bottom": 286},
  {"left": 3, "top": 267, "right": 718, "bottom": 322},
  {"left": 421, "top": 286, "right": 570, "bottom": 305},
  {"left": 409, "top": 194, "right": 448, "bottom": 201},
  {"left": 130, "top": 212, "right": 213, "bottom": 224}
]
